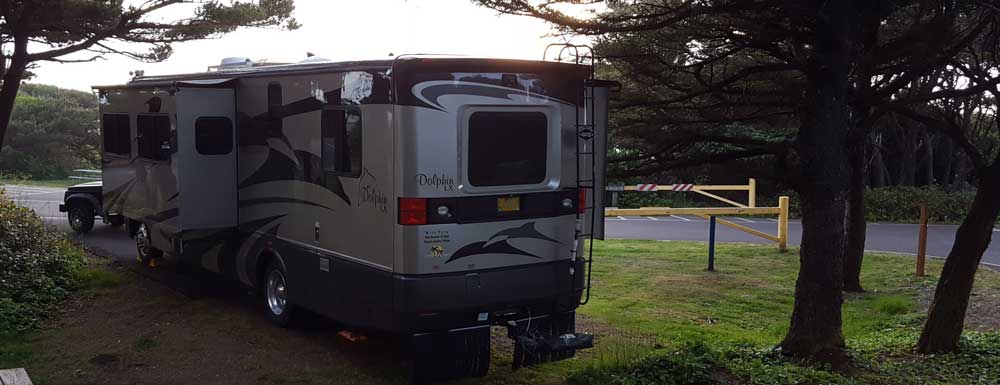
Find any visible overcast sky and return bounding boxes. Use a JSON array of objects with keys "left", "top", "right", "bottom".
[{"left": 30, "top": 0, "right": 591, "bottom": 91}]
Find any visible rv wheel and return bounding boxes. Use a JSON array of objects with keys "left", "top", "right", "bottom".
[
  {"left": 263, "top": 261, "right": 296, "bottom": 327},
  {"left": 135, "top": 223, "right": 163, "bottom": 264},
  {"left": 68, "top": 202, "right": 95, "bottom": 234}
]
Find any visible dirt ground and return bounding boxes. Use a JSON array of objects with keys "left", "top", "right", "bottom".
[
  {"left": 23, "top": 256, "right": 629, "bottom": 385},
  {"left": 31, "top": 261, "right": 409, "bottom": 385}
]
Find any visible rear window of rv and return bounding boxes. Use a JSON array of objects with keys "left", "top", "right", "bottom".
[
  {"left": 137, "top": 115, "right": 171, "bottom": 161},
  {"left": 467, "top": 111, "right": 548, "bottom": 186},
  {"left": 102, "top": 114, "right": 131, "bottom": 156}
]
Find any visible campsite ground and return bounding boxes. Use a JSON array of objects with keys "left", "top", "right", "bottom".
[{"left": 3, "top": 240, "right": 999, "bottom": 385}]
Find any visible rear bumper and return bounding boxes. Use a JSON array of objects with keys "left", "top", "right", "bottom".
[{"left": 392, "top": 257, "right": 586, "bottom": 333}]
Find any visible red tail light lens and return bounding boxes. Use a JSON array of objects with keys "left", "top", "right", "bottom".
[
  {"left": 578, "top": 189, "right": 587, "bottom": 214},
  {"left": 399, "top": 198, "right": 428, "bottom": 225}
]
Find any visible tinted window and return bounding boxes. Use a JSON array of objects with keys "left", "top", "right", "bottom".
[
  {"left": 468, "top": 111, "right": 548, "bottom": 186},
  {"left": 195, "top": 117, "right": 233, "bottom": 155},
  {"left": 101, "top": 114, "right": 130, "bottom": 156},
  {"left": 322, "top": 108, "right": 362, "bottom": 178},
  {"left": 137, "top": 115, "right": 171, "bottom": 161}
]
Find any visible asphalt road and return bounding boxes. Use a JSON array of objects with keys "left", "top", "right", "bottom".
[{"left": 5, "top": 184, "right": 999, "bottom": 268}]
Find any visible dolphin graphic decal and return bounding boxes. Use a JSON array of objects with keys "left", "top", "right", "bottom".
[{"left": 446, "top": 222, "right": 561, "bottom": 263}]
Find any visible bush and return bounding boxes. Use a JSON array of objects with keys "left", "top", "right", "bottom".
[
  {"left": 617, "top": 185, "right": 978, "bottom": 223},
  {"left": 0, "top": 190, "right": 86, "bottom": 333},
  {"left": 865, "top": 186, "right": 975, "bottom": 223},
  {"left": 568, "top": 343, "right": 727, "bottom": 385}
]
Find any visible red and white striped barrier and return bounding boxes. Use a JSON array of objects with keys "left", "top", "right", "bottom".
[
  {"left": 671, "top": 184, "right": 694, "bottom": 192},
  {"left": 636, "top": 184, "right": 658, "bottom": 191}
]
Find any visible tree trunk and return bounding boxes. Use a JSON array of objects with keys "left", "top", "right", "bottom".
[
  {"left": 870, "top": 150, "right": 888, "bottom": 187},
  {"left": 917, "top": 162, "right": 1000, "bottom": 353},
  {"left": 0, "top": 34, "right": 29, "bottom": 149},
  {"left": 779, "top": 0, "right": 851, "bottom": 365},
  {"left": 935, "top": 135, "right": 954, "bottom": 187},
  {"left": 919, "top": 131, "right": 934, "bottom": 186},
  {"left": 844, "top": 140, "right": 866, "bottom": 292}
]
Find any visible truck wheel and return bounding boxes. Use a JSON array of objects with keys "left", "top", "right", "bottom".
[
  {"left": 108, "top": 215, "right": 125, "bottom": 227},
  {"left": 263, "top": 260, "right": 296, "bottom": 327},
  {"left": 68, "top": 202, "right": 95, "bottom": 234},
  {"left": 135, "top": 223, "right": 163, "bottom": 264}
]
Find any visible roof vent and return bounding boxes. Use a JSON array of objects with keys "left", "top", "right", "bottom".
[
  {"left": 299, "top": 56, "right": 330, "bottom": 63},
  {"left": 209, "top": 57, "right": 254, "bottom": 71}
]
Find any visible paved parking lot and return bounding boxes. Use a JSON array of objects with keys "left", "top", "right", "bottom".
[{"left": 5, "top": 184, "right": 998, "bottom": 268}]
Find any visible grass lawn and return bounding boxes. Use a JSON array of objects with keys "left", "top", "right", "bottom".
[
  {"left": 3, "top": 240, "right": 999, "bottom": 385},
  {"left": 0, "top": 178, "right": 83, "bottom": 188},
  {"left": 478, "top": 240, "right": 1000, "bottom": 385}
]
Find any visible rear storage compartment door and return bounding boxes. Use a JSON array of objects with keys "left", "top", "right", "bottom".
[{"left": 175, "top": 87, "right": 237, "bottom": 230}]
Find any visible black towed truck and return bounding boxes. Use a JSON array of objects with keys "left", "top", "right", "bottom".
[{"left": 59, "top": 181, "right": 124, "bottom": 233}]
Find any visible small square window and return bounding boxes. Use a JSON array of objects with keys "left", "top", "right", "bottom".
[
  {"left": 322, "top": 108, "right": 362, "bottom": 178},
  {"left": 195, "top": 117, "right": 234, "bottom": 155},
  {"left": 102, "top": 113, "right": 131, "bottom": 156},
  {"left": 137, "top": 114, "right": 171, "bottom": 161}
]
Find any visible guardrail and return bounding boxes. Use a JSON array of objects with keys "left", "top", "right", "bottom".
[{"left": 605, "top": 179, "right": 790, "bottom": 253}]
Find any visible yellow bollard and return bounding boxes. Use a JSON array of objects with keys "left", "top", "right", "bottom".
[{"left": 777, "top": 196, "right": 789, "bottom": 252}]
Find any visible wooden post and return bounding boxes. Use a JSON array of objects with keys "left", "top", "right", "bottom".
[
  {"left": 777, "top": 196, "right": 789, "bottom": 252},
  {"left": 748, "top": 178, "right": 757, "bottom": 207},
  {"left": 917, "top": 204, "right": 928, "bottom": 277}
]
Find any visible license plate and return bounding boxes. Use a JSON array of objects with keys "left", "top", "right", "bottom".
[{"left": 497, "top": 196, "right": 520, "bottom": 213}]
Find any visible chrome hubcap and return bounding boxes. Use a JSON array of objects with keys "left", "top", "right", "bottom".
[
  {"left": 136, "top": 224, "right": 151, "bottom": 258},
  {"left": 266, "top": 270, "right": 287, "bottom": 316}
]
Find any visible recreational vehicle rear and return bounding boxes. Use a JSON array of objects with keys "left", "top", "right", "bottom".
[{"left": 94, "top": 54, "right": 610, "bottom": 380}]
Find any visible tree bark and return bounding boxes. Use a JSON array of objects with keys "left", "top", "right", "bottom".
[
  {"left": 870, "top": 150, "right": 888, "bottom": 187},
  {"left": 844, "top": 139, "right": 867, "bottom": 292},
  {"left": 779, "top": 0, "right": 851, "bottom": 365},
  {"left": 0, "top": 33, "right": 29, "bottom": 149},
  {"left": 919, "top": 131, "right": 935, "bottom": 186},
  {"left": 917, "top": 162, "right": 1000, "bottom": 353}
]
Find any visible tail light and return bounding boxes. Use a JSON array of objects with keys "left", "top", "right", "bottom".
[
  {"left": 578, "top": 189, "right": 587, "bottom": 214},
  {"left": 399, "top": 197, "right": 427, "bottom": 225}
]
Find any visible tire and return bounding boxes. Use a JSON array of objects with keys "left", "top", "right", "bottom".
[
  {"left": 108, "top": 215, "right": 125, "bottom": 227},
  {"left": 411, "top": 327, "right": 491, "bottom": 382},
  {"left": 68, "top": 202, "right": 95, "bottom": 234},
  {"left": 263, "top": 260, "right": 296, "bottom": 327},
  {"left": 135, "top": 222, "right": 163, "bottom": 264}
]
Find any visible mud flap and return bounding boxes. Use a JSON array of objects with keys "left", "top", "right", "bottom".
[
  {"left": 510, "top": 311, "right": 592, "bottom": 369},
  {"left": 410, "top": 325, "right": 491, "bottom": 382}
]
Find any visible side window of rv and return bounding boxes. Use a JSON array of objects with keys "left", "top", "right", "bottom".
[
  {"left": 137, "top": 115, "right": 172, "bottom": 161},
  {"left": 321, "top": 108, "right": 362, "bottom": 178},
  {"left": 102, "top": 114, "right": 131, "bottom": 156},
  {"left": 195, "top": 117, "right": 234, "bottom": 155}
]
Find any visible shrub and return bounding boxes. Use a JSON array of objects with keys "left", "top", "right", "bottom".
[
  {"left": 616, "top": 185, "right": 977, "bottom": 223},
  {"left": 865, "top": 186, "right": 975, "bottom": 223},
  {"left": 0, "top": 189, "right": 86, "bottom": 333},
  {"left": 568, "top": 343, "right": 727, "bottom": 385}
]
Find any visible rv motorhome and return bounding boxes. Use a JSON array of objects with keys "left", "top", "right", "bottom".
[{"left": 94, "top": 53, "right": 610, "bottom": 380}]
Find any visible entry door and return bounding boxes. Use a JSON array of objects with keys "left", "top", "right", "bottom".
[{"left": 175, "top": 87, "right": 237, "bottom": 230}]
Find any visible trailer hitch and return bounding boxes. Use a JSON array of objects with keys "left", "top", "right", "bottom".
[{"left": 506, "top": 314, "right": 594, "bottom": 370}]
